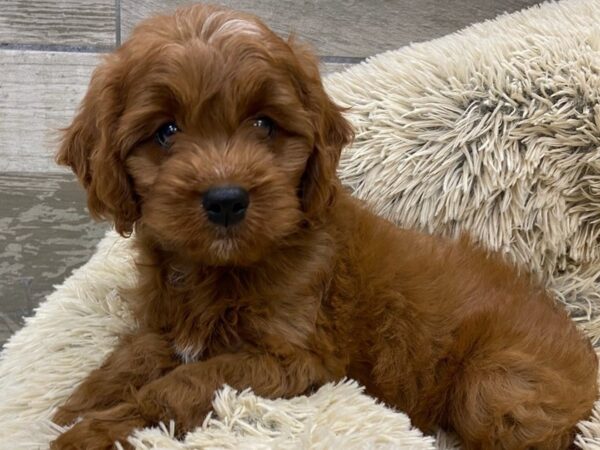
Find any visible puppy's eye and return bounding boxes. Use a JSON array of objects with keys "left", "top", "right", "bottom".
[
  {"left": 155, "top": 122, "right": 180, "bottom": 149},
  {"left": 252, "top": 116, "right": 276, "bottom": 137}
]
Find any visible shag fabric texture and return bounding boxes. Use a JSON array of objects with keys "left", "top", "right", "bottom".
[{"left": 2, "top": 0, "right": 600, "bottom": 448}]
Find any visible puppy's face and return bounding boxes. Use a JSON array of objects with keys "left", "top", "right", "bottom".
[{"left": 58, "top": 5, "right": 352, "bottom": 266}]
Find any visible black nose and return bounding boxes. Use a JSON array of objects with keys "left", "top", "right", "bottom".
[{"left": 202, "top": 186, "right": 249, "bottom": 227}]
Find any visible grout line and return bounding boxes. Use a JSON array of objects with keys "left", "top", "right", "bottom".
[
  {"left": 0, "top": 43, "right": 113, "bottom": 54},
  {"left": 320, "top": 55, "right": 366, "bottom": 64},
  {"left": 0, "top": 171, "right": 72, "bottom": 179},
  {"left": 116, "top": 0, "right": 122, "bottom": 46},
  {"left": 0, "top": 49, "right": 364, "bottom": 63}
]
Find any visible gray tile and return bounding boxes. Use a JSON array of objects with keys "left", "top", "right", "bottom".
[
  {"left": 0, "top": 172, "right": 108, "bottom": 348},
  {"left": 121, "top": 0, "right": 544, "bottom": 58},
  {"left": 0, "top": 50, "right": 99, "bottom": 172},
  {"left": 322, "top": 61, "right": 356, "bottom": 76},
  {"left": 0, "top": 0, "right": 116, "bottom": 48},
  {"left": 0, "top": 311, "right": 21, "bottom": 350}
]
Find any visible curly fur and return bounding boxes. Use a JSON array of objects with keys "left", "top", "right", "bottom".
[{"left": 50, "top": 4, "right": 597, "bottom": 449}]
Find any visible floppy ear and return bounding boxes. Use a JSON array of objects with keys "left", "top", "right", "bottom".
[
  {"left": 302, "top": 95, "right": 354, "bottom": 218},
  {"left": 57, "top": 56, "right": 138, "bottom": 235},
  {"left": 287, "top": 39, "right": 354, "bottom": 219}
]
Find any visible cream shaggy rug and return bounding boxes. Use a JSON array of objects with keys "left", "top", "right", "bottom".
[{"left": 2, "top": 0, "right": 600, "bottom": 448}]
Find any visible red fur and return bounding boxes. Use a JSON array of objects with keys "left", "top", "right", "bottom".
[{"left": 51, "top": 4, "right": 598, "bottom": 449}]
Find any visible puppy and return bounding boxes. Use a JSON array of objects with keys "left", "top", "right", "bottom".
[{"left": 51, "top": 4, "right": 598, "bottom": 449}]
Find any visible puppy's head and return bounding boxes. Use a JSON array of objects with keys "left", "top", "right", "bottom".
[{"left": 57, "top": 4, "right": 353, "bottom": 266}]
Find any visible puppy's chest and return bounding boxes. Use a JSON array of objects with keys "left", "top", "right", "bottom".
[
  {"left": 167, "top": 290, "right": 317, "bottom": 364},
  {"left": 170, "top": 302, "right": 248, "bottom": 363}
]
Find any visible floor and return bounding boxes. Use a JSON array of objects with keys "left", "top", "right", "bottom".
[{"left": 0, "top": 0, "right": 544, "bottom": 348}]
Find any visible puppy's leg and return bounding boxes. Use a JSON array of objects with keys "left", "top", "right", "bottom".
[
  {"left": 134, "top": 350, "right": 335, "bottom": 435},
  {"left": 450, "top": 360, "right": 577, "bottom": 449},
  {"left": 51, "top": 403, "right": 144, "bottom": 450},
  {"left": 51, "top": 350, "right": 334, "bottom": 446},
  {"left": 53, "top": 331, "right": 178, "bottom": 426},
  {"left": 446, "top": 317, "right": 597, "bottom": 450}
]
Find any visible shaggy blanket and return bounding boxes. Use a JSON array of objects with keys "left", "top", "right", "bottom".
[{"left": 2, "top": 0, "right": 600, "bottom": 448}]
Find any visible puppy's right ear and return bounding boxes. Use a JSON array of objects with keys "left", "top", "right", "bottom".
[
  {"left": 57, "top": 57, "right": 139, "bottom": 235},
  {"left": 56, "top": 100, "right": 95, "bottom": 189}
]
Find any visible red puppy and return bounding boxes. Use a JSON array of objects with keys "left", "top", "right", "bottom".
[{"left": 51, "top": 4, "right": 598, "bottom": 449}]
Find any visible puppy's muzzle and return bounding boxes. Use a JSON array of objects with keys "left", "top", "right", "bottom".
[{"left": 202, "top": 186, "right": 249, "bottom": 227}]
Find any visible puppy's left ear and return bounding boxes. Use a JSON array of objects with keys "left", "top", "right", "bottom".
[{"left": 287, "top": 39, "right": 354, "bottom": 220}]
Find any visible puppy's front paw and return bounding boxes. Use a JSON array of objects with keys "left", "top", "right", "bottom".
[
  {"left": 136, "top": 378, "right": 212, "bottom": 437},
  {"left": 50, "top": 424, "right": 126, "bottom": 450},
  {"left": 50, "top": 404, "right": 144, "bottom": 450}
]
